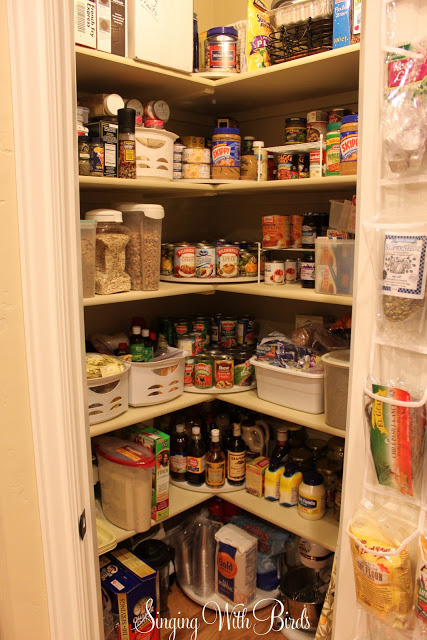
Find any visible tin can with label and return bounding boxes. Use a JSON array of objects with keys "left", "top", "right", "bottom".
[
  {"left": 285, "top": 259, "right": 297, "bottom": 283},
  {"left": 298, "top": 153, "right": 309, "bottom": 179},
  {"left": 158, "top": 316, "right": 174, "bottom": 346},
  {"left": 234, "top": 350, "right": 254, "bottom": 386},
  {"left": 239, "top": 249, "right": 258, "bottom": 277},
  {"left": 177, "top": 334, "right": 195, "bottom": 356},
  {"left": 174, "top": 243, "right": 196, "bottom": 278},
  {"left": 290, "top": 215, "right": 303, "bottom": 248},
  {"left": 161, "top": 243, "right": 174, "bottom": 276},
  {"left": 196, "top": 243, "right": 216, "bottom": 278},
  {"left": 214, "top": 354, "right": 234, "bottom": 390},
  {"left": 174, "top": 318, "right": 192, "bottom": 343},
  {"left": 191, "top": 331, "right": 203, "bottom": 355},
  {"left": 220, "top": 316, "right": 237, "bottom": 348},
  {"left": 309, "top": 151, "right": 326, "bottom": 179},
  {"left": 237, "top": 316, "right": 255, "bottom": 346},
  {"left": 184, "top": 357, "right": 195, "bottom": 386},
  {"left": 192, "top": 316, "right": 211, "bottom": 347},
  {"left": 194, "top": 353, "right": 214, "bottom": 389},
  {"left": 211, "top": 314, "right": 222, "bottom": 344},
  {"left": 265, "top": 261, "right": 285, "bottom": 285},
  {"left": 216, "top": 244, "right": 239, "bottom": 278},
  {"left": 277, "top": 153, "right": 299, "bottom": 180}
]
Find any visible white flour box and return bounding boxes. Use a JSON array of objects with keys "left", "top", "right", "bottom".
[{"left": 215, "top": 524, "right": 257, "bottom": 605}]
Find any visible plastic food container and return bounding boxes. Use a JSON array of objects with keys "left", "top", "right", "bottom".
[
  {"left": 135, "top": 127, "right": 178, "bottom": 180},
  {"left": 80, "top": 220, "right": 96, "bottom": 298},
  {"left": 315, "top": 238, "right": 355, "bottom": 296},
  {"left": 270, "top": 0, "right": 333, "bottom": 28},
  {"left": 322, "top": 350, "right": 350, "bottom": 430},
  {"left": 250, "top": 358, "right": 324, "bottom": 414},
  {"left": 95, "top": 436, "right": 155, "bottom": 532},
  {"left": 86, "top": 355, "right": 130, "bottom": 425},
  {"left": 329, "top": 199, "right": 356, "bottom": 234},
  {"left": 115, "top": 203, "right": 165, "bottom": 291},
  {"left": 128, "top": 350, "right": 187, "bottom": 406},
  {"left": 205, "top": 26, "right": 238, "bottom": 73}
]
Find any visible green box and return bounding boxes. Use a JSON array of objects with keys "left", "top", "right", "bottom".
[{"left": 121, "top": 425, "right": 170, "bottom": 522}]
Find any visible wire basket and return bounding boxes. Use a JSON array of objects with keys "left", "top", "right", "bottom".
[{"left": 268, "top": 17, "right": 332, "bottom": 64}]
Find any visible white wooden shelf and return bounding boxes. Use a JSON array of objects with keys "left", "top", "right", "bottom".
[
  {"left": 83, "top": 282, "right": 215, "bottom": 307},
  {"left": 78, "top": 175, "right": 214, "bottom": 198},
  {"left": 214, "top": 175, "right": 357, "bottom": 195},
  {"left": 216, "top": 282, "right": 353, "bottom": 306}
]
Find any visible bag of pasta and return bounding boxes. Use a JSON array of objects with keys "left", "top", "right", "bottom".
[
  {"left": 348, "top": 500, "right": 417, "bottom": 629},
  {"left": 246, "top": 0, "right": 272, "bottom": 72}
]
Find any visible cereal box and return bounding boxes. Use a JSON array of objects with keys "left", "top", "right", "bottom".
[
  {"left": 262, "top": 215, "right": 290, "bottom": 249},
  {"left": 246, "top": 456, "right": 269, "bottom": 497},
  {"left": 215, "top": 524, "right": 257, "bottom": 605},
  {"left": 122, "top": 425, "right": 170, "bottom": 522}
]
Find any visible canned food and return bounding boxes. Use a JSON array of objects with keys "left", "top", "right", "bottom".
[
  {"left": 307, "top": 110, "right": 328, "bottom": 143},
  {"left": 234, "top": 351, "right": 254, "bottom": 386},
  {"left": 174, "top": 318, "right": 192, "bottom": 341},
  {"left": 161, "top": 243, "right": 174, "bottom": 276},
  {"left": 285, "top": 259, "right": 297, "bottom": 283},
  {"left": 177, "top": 334, "right": 195, "bottom": 355},
  {"left": 265, "top": 261, "right": 285, "bottom": 285},
  {"left": 182, "top": 163, "right": 210, "bottom": 179},
  {"left": 192, "top": 316, "right": 211, "bottom": 347},
  {"left": 211, "top": 314, "right": 222, "bottom": 344},
  {"left": 173, "top": 172, "right": 182, "bottom": 180},
  {"left": 143, "top": 100, "right": 170, "bottom": 122},
  {"left": 328, "top": 108, "right": 351, "bottom": 124},
  {"left": 196, "top": 243, "right": 216, "bottom": 278},
  {"left": 173, "top": 152, "right": 183, "bottom": 162},
  {"left": 277, "top": 153, "right": 299, "bottom": 180},
  {"left": 298, "top": 153, "right": 309, "bottom": 179},
  {"left": 309, "top": 150, "right": 326, "bottom": 179},
  {"left": 158, "top": 317, "right": 174, "bottom": 346},
  {"left": 285, "top": 117, "right": 307, "bottom": 144},
  {"left": 191, "top": 331, "right": 203, "bottom": 355},
  {"left": 220, "top": 316, "right": 237, "bottom": 348},
  {"left": 290, "top": 215, "right": 303, "bottom": 248},
  {"left": 173, "top": 162, "right": 182, "bottom": 171},
  {"left": 181, "top": 136, "right": 205, "bottom": 148},
  {"left": 174, "top": 243, "right": 196, "bottom": 278},
  {"left": 214, "top": 354, "right": 234, "bottom": 389},
  {"left": 182, "top": 148, "right": 211, "bottom": 164},
  {"left": 216, "top": 244, "right": 239, "bottom": 278},
  {"left": 173, "top": 143, "right": 186, "bottom": 154},
  {"left": 237, "top": 315, "right": 255, "bottom": 346},
  {"left": 194, "top": 353, "right": 214, "bottom": 388},
  {"left": 184, "top": 357, "right": 195, "bottom": 386},
  {"left": 239, "top": 249, "right": 258, "bottom": 277}
]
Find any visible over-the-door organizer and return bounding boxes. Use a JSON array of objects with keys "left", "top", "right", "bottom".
[{"left": 347, "top": 4, "right": 427, "bottom": 637}]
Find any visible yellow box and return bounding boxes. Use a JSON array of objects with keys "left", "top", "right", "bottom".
[{"left": 245, "top": 456, "right": 269, "bottom": 497}]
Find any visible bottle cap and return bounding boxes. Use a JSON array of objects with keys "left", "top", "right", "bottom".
[
  {"left": 118, "top": 343, "right": 128, "bottom": 349},
  {"left": 302, "top": 471, "right": 324, "bottom": 486},
  {"left": 211, "top": 428, "right": 220, "bottom": 441},
  {"left": 118, "top": 108, "right": 136, "bottom": 133},
  {"left": 192, "top": 426, "right": 200, "bottom": 435},
  {"left": 253, "top": 140, "right": 265, "bottom": 147},
  {"left": 142, "top": 329, "right": 149, "bottom": 337},
  {"left": 176, "top": 424, "right": 185, "bottom": 433},
  {"left": 232, "top": 423, "right": 241, "bottom": 435},
  {"left": 132, "top": 326, "right": 141, "bottom": 334}
]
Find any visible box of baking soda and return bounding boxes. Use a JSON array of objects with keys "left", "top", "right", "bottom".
[
  {"left": 215, "top": 523, "right": 257, "bottom": 605},
  {"left": 121, "top": 425, "right": 170, "bottom": 522}
]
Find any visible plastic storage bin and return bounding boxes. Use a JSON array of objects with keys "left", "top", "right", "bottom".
[
  {"left": 80, "top": 220, "right": 97, "bottom": 298},
  {"left": 315, "top": 238, "right": 355, "bottom": 296},
  {"left": 135, "top": 128, "right": 178, "bottom": 181},
  {"left": 321, "top": 350, "right": 350, "bottom": 430},
  {"left": 250, "top": 358, "right": 324, "bottom": 414},
  {"left": 86, "top": 356, "right": 130, "bottom": 425},
  {"left": 116, "top": 203, "right": 165, "bottom": 291},
  {"left": 270, "top": 0, "right": 333, "bottom": 28},
  {"left": 128, "top": 351, "right": 187, "bottom": 407},
  {"left": 94, "top": 436, "right": 155, "bottom": 533},
  {"left": 329, "top": 199, "right": 356, "bottom": 234}
]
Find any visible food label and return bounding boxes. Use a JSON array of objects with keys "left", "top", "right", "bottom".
[
  {"left": 262, "top": 215, "right": 290, "bottom": 249},
  {"left": 285, "top": 261, "right": 297, "bottom": 283},
  {"left": 187, "top": 455, "right": 205, "bottom": 474},
  {"left": 227, "top": 450, "right": 246, "bottom": 481},
  {"left": 194, "top": 362, "right": 213, "bottom": 388},
  {"left": 415, "top": 536, "right": 427, "bottom": 624},
  {"left": 130, "top": 343, "right": 144, "bottom": 362},
  {"left": 175, "top": 321, "right": 190, "bottom": 336},
  {"left": 212, "top": 141, "right": 240, "bottom": 167},
  {"left": 298, "top": 493, "right": 325, "bottom": 515},
  {"left": 174, "top": 246, "right": 196, "bottom": 278},
  {"left": 184, "top": 359, "right": 194, "bottom": 386},
  {"left": 340, "top": 130, "right": 358, "bottom": 163},
  {"left": 216, "top": 246, "right": 239, "bottom": 278},
  {"left": 196, "top": 247, "right": 216, "bottom": 278},
  {"left": 220, "top": 320, "right": 237, "bottom": 348},
  {"left": 209, "top": 43, "right": 236, "bottom": 70},
  {"left": 234, "top": 360, "right": 253, "bottom": 386},
  {"left": 382, "top": 233, "right": 427, "bottom": 299},
  {"left": 206, "top": 460, "right": 226, "bottom": 487},
  {"left": 215, "top": 360, "right": 234, "bottom": 389},
  {"left": 170, "top": 453, "right": 187, "bottom": 474}
]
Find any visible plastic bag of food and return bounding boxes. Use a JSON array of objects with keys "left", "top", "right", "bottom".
[
  {"left": 292, "top": 321, "right": 350, "bottom": 353},
  {"left": 86, "top": 354, "right": 126, "bottom": 379},
  {"left": 246, "top": 0, "right": 272, "bottom": 72},
  {"left": 415, "top": 535, "right": 427, "bottom": 631},
  {"left": 348, "top": 500, "right": 417, "bottom": 629},
  {"left": 256, "top": 333, "right": 322, "bottom": 370}
]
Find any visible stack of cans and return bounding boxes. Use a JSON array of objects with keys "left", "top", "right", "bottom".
[{"left": 173, "top": 140, "right": 186, "bottom": 180}]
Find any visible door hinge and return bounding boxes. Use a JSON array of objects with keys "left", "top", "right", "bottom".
[{"left": 79, "top": 509, "right": 87, "bottom": 540}]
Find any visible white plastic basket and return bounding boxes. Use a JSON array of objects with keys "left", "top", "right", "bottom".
[
  {"left": 128, "top": 352, "right": 187, "bottom": 407},
  {"left": 135, "top": 128, "right": 178, "bottom": 181},
  {"left": 86, "top": 359, "right": 131, "bottom": 425},
  {"left": 251, "top": 358, "right": 324, "bottom": 414}
]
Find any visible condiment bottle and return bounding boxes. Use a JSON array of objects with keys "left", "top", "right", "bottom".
[
  {"left": 253, "top": 141, "right": 268, "bottom": 181},
  {"left": 300, "top": 253, "right": 315, "bottom": 289},
  {"left": 280, "top": 462, "right": 303, "bottom": 507},
  {"left": 240, "top": 149, "right": 258, "bottom": 181},
  {"left": 118, "top": 107, "right": 136, "bottom": 179},
  {"left": 130, "top": 326, "right": 144, "bottom": 362},
  {"left": 271, "top": 428, "right": 289, "bottom": 461},
  {"left": 227, "top": 423, "right": 246, "bottom": 486},
  {"left": 187, "top": 426, "right": 206, "bottom": 486},
  {"left": 340, "top": 114, "right": 358, "bottom": 176},
  {"left": 264, "top": 458, "right": 285, "bottom": 501},
  {"left": 206, "top": 428, "right": 226, "bottom": 488},
  {"left": 301, "top": 212, "right": 316, "bottom": 249},
  {"left": 78, "top": 135, "right": 90, "bottom": 176},
  {"left": 297, "top": 471, "right": 326, "bottom": 520},
  {"left": 170, "top": 424, "right": 188, "bottom": 482},
  {"left": 116, "top": 342, "right": 130, "bottom": 358},
  {"left": 142, "top": 328, "right": 153, "bottom": 362}
]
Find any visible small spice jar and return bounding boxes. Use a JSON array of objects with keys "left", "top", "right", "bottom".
[
  {"left": 316, "top": 458, "right": 341, "bottom": 509},
  {"left": 205, "top": 27, "right": 238, "bottom": 73},
  {"left": 327, "top": 436, "right": 345, "bottom": 466},
  {"left": 118, "top": 108, "right": 136, "bottom": 179},
  {"left": 78, "top": 135, "right": 90, "bottom": 176},
  {"left": 340, "top": 114, "right": 358, "bottom": 176},
  {"left": 298, "top": 471, "right": 326, "bottom": 520}
]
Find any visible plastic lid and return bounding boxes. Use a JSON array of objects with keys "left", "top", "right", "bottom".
[
  {"left": 244, "top": 136, "right": 255, "bottom": 140},
  {"left": 321, "top": 349, "right": 350, "bottom": 369},
  {"left": 208, "top": 26, "right": 238, "bottom": 38},
  {"left": 302, "top": 471, "right": 324, "bottom": 486},
  {"left": 133, "top": 539, "right": 170, "bottom": 569},
  {"left": 284, "top": 462, "right": 300, "bottom": 477},
  {"left": 327, "top": 122, "right": 341, "bottom": 131},
  {"left": 144, "top": 119, "right": 164, "bottom": 127},
  {"left": 118, "top": 107, "right": 136, "bottom": 133},
  {"left": 114, "top": 203, "right": 165, "bottom": 220},
  {"left": 176, "top": 424, "right": 185, "bottom": 433},
  {"left": 80, "top": 220, "right": 97, "bottom": 227},
  {"left": 192, "top": 426, "right": 200, "bottom": 435},
  {"left": 341, "top": 114, "right": 358, "bottom": 125},
  {"left": 95, "top": 436, "right": 155, "bottom": 468},
  {"left": 85, "top": 209, "right": 123, "bottom": 223},
  {"left": 104, "top": 94, "right": 125, "bottom": 116},
  {"left": 253, "top": 140, "right": 265, "bottom": 147},
  {"left": 142, "top": 329, "right": 149, "bottom": 337},
  {"left": 126, "top": 98, "right": 143, "bottom": 111},
  {"left": 213, "top": 127, "right": 240, "bottom": 135},
  {"left": 211, "top": 428, "right": 220, "bottom": 441}
]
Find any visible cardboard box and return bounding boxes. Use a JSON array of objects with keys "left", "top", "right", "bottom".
[
  {"left": 75, "top": 0, "right": 96, "bottom": 49},
  {"left": 246, "top": 456, "right": 269, "bottom": 498},
  {"left": 87, "top": 120, "right": 118, "bottom": 177},
  {"left": 215, "top": 524, "right": 257, "bottom": 605},
  {"left": 333, "top": 0, "right": 352, "bottom": 49},
  {"left": 100, "top": 549, "right": 159, "bottom": 640},
  {"left": 122, "top": 425, "right": 170, "bottom": 522},
  {"left": 96, "top": 0, "right": 127, "bottom": 57}
]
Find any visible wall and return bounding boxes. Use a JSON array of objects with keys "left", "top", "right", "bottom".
[
  {"left": 0, "top": 1, "right": 51, "bottom": 638},
  {"left": 195, "top": 0, "right": 272, "bottom": 32}
]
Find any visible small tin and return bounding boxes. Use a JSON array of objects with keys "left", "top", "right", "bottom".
[
  {"left": 177, "top": 334, "right": 196, "bottom": 356},
  {"left": 239, "top": 249, "right": 258, "bottom": 277},
  {"left": 298, "top": 153, "right": 309, "bottom": 179},
  {"left": 194, "top": 353, "right": 214, "bottom": 388},
  {"left": 264, "top": 261, "right": 285, "bottom": 285},
  {"left": 216, "top": 244, "right": 239, "bottom": 278},
  {"left": 328, "top": 108, "right": 351, "bottom": 124},
  {"left": 285, "top": 117, "right": 307, "bottom": 144},
  {"left": 173, "top": 162, "right": 183, "bottom": 171},
  {"left": 196, "top": 243, "right": 216, "bottom": 278},
  {"left": 211, "top": 314, "right": 222, "bottom": 344},
  {"left": 277, "top": 153, "right": 299, "bottom": 180},
  {"left": 193, "top": 316, "right": 211, "bottom": 347},
  {"left": 173, "top": 172, "right": 183, "bottom": 180},
  {"left": 190, "top": 331, "right": 203, "bottom": 355},
  {"left": 309, "top": 150, "right": 326, "bottom": 179},
  {"left": 220, "top": 316, "right": 237, "bottom": 348},
  {"left": 285, "top": 259, "right": 297, "bottom": 283},
  {"left": 184, "top": 357, "right": 195, "bottom": 386},
  {"left": 173, "top": 151, "right": 184, "bottom": 162},
  {"left": 237, "top": 315, "right": 255, "bottom": 346},
  {"left": 174, "top": 243, "right": 196, "bottom": 278},
  {"left": 214, "top": 354, "right": 234, "bottom": 390},
  {"left": 160, "top": 243, "right": 174, "bottom": 276}
]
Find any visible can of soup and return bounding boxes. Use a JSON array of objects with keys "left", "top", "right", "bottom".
[
  {"left": 196, "top": 243, "right": 216, "bottom": 278},
  {"left": 174, "top": 243, "right": 196, "bottom": 278},
  {"left": 220, "top": 316, "right": 237, "bottom": 348},
  {"left": 237, "top": 316, "right": 255, "bottom": 346}
]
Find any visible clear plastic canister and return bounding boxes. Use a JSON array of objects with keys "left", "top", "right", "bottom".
[{"left": 80, "top": 220, "right": 97, "bottom": 298}]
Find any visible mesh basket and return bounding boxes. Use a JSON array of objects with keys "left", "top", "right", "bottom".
[{"left": 268, "top": 17, "right": 333, "bottom": 64}]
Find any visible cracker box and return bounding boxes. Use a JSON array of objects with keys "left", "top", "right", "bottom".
[
  {"left": 100, "top": 549, "right": 159, "bottom": 640},
  {"left": 246, "top": 456, "right": 269, "bottom": 497},
  {"left": 333, "top": 0, "right": 352, "bottom": 49},
  {"left": 122, "top": 425, "right": 170, "bottom": 522},
  {"left": 215, "top": 524, "right": 257, "bottom": 605},
  {"left": 96, "top": 0, "right": 127, "bottom": 57},
  {"left": 75, "top": 0, "right": 96, "bottom": 49},
  {"left": 87, "top": 120, "right": 118, "bottom": 177}
]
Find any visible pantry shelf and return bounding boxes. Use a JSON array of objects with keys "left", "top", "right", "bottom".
[
  {"left": 215, "top": 175, "right": 357, "bottom": 195},
  {"left": 78, "top": 176, "right": 215, "bottom": 198},
  {"left": 221, "top": 491, "right": 339, "bottom": 551},
  {"left": 217, "top": 283, "right": 353, "bottom": 307},
  {"left": 83, "top": 282, "right": 215, "bottom": 307},
  {"left": 90, "top": 393, "right": 212, "bottom": 438},
  {"left": 222, "top": 389, "right": 346, "bottom": 438}
]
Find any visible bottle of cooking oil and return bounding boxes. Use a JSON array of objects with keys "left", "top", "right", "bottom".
[{"left": 227, "top": 423, "right": 246, "bottom": 486}]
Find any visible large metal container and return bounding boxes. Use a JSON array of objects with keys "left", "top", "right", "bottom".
[{"left": 280, "top": 567, "right": 325, "bottom": 630}]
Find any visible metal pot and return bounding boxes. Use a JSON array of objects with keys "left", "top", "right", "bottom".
[{"left": 280, "top": 567, "right": 325, "bottom": 631}]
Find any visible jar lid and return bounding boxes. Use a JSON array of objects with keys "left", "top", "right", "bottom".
[
  {"left": 208, "top": 26, "right": 238, "bottom": 38},
  {"left": 341, "top": 114, "right": 358, "bottom": 125},
  {"left": 327, "top": 122, "right": 341, "bottom": 131},
  {"left": 321, "top": 349, "right": 350, "bottom": 369},
  {"left": 95, "top": 436, "right": 155, "bottom": 468},
  {"left": 80, "top": 219, "right": 97, "bottom": 227},
  {"left": 144, "top": 119, "right": 164, "bottom": 128},
  {"left": 85, "top": 209, "right": 123, "bottom": 223},
  {"left": 213, "top": 127, "right": 240, "bottom": 135},
  {"left": 114, "top": 203, "right": 165, "bottom": 220},
  {"left": 104, "top": 93, "right": 125, "bottom": 116},
  {"left": 302, "top": 471, "right": 324, "bottom": 486},
  {"left": 284, "top": 462, "right": 300, "bottom": 477},
  {"left": 253, "top": 140, "right": 265, "bottom": 147}
]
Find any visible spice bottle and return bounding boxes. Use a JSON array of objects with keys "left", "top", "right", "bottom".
[
  {"left": 130, "top": 326, "right": 144, "bottom": 362},
  {"left": 206, "top": 428, "right": 226, "bottom": 488},
  {"left": 170, "top": 424, "right": 188, "bottom": 482},
  {"left": 118, "top": 108, "right": 136, "bottom": 179},
  {"left": 280, "top": 462, "right": 303, "bottom": 507},
  {"left": 187, "top": 426, "right": 206, "bottom": 486},
  {"left": 253, "top": 141, "right": 268, "bottom": 181},
  {"left": 78, "top": 136, "right": 90, "bottom": 176},
  {"left": 227, "top": 423, "right": 246, "bottom": 486},
  {"left": 300, "top": 253, "right": 315, "bottom": 289},
  {"left": 142, "top": 328, "right": 153, "bottom": 362}
]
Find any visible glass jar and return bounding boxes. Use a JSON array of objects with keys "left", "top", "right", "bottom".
[
  {"left": 240, "top": 151, "right": 258, "bottom": 181},
  {"left": 205, "top": 27, "right": 238, "bottom": 73},
  {"left": 85, "top": 209, "right": 131, "bottom": 295},
  {"left": 328, "top": 436, "right": 345, "bottom": 466},
  {"left": 78, "top": 135, "right": 90, "bottom": 176},
  {"left": 316, "top": 458, "right": 341, "bottom": 509}
]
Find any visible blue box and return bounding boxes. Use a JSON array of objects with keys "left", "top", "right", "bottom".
[{"left": 333, "top": 0, "right": 352, "bottom": 49}]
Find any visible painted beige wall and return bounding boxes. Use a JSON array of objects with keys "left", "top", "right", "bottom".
[
  {"left": 195, "top": 0, "right": 272, "bottom": 31},
  {"left": 0, "top": 1, "right": 51, "bottom": 637}
]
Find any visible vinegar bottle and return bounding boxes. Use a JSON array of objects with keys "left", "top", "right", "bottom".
[
  {"left": 187, "top": 426, "right": 206, "bottom": 486},
  {"left": 227, "top": 423, "right": 246, "bottom": 486},
  {"left": 206, "top": 429, "right": 226, "bottom": 488},
  {"left": 170, "top": 424, "right": 188, "bottom": 483}
]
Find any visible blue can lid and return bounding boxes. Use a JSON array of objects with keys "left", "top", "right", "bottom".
[
  {"left": 302, "top": 471, "right": 324, "bottom": 486},
  {"left": 208, "top": 26, "right": 238, "bottom": 38},
  {"left": 341, "top": 114, "right": 358, "bottom": 125},
  {"left": 213, "top": 127, "right": 240, "bottom": 135}
]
